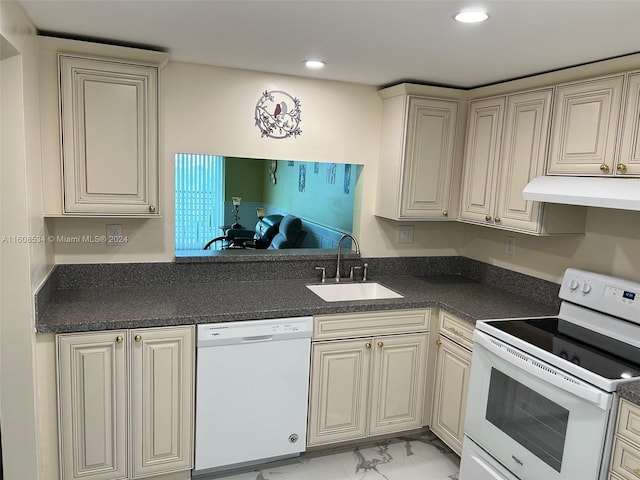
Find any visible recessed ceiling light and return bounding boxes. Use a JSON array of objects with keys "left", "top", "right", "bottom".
[
  {"left": 304, "top": 60, "right": 326, "bottom": 69},
  {"left": 454, "top": 10, "right": 489, "bottom": 23}
]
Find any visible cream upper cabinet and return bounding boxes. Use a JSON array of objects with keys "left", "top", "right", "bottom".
[
  {"left": 430, "top": 310, "right": 473, "bottom": 456},
  {"left": 460, "top": 89, "right": 586, "bottom": 235},
  {"left": 59, "top": 54, "right": 160, "bottom": 216},
  {"left": 547, "top": 74, "right": 624, "bottom": 176},
  {"left": 57, "top": 326, "right": 194, "bottom": 480},
  {"left": 308, "top": 309, "right": 430, "bottom": 447},
  {"left": 459, "top": 97, "right": 505, "bottom": 224},
  {"left": 494, "top": 89, "right": 552, "bottom": 232},
  {"left": 617, "top": 72, "right": 640, "bottom": 175},
  {"left": 376, "top": 87, "right": 463, "bottom": 220}
]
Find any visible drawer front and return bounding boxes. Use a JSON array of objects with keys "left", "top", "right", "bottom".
[
  {"left": 611, "top": 437, "right": 640, "bottom": 480},
  {"left": 313, "top": 309, "right": 430, "bottom": 340},
  {"left": 438, "top": 310, "right": 474, "bottom": 350},
  {"left": 618, "top": 399, "right": 640, "bottom": 446}
]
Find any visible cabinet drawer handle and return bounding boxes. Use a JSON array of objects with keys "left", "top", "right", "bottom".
[
  {"left": 617, "top": 163, "right": 628, "bottom": 173},
  {"left": 442, "top": 210, "right": 448, "bottom": 217},
  {"left": 448, "top": 326, "right": 464, "bottom": 337},
  {"left": 485, "top": 215, "right": 492, "bottom": 222},
  {"left": 377, "top": 341, "right": 384, "bottom": 348},
  {"left": 365, "top": 342, "right": 372, "bottom": 349},
  {"left": 599, "top": 164, "right": 610, "bottom": 173},
  {"left": 148, "top": 205, "right": 156, "bottom": 213},
  {"left": 116, "top": 335, "right": 124, "bottom": 344},
  {"left": 134, "top": 335, "right": 142, "bottom": 342},
  {"left": 436, "top": 339, "right": 442, "bottom": 347}
]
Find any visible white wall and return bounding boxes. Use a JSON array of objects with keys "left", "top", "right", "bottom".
[
  {"left": 462, "top": 207, "right": 640, "bottom": 283},
  {"left": 40, "top": 48, "right": 358, "bottom": 260},
  {"left": 1, "top": 2, "right": 54, "bottom": 479},
  {"left": 39, "top": 38, "right": 465, "bottom": 263}
]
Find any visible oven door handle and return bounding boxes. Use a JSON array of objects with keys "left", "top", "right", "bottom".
[{"left": 476, "top": 332, "right": 612, "bottom": 410}]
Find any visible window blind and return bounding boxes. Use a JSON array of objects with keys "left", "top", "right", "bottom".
[{"left": 175, "top": 153, "right": 224, "bottom": 251}]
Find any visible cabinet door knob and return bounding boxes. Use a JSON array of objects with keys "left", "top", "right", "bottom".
[
  {"left": 617, "top": 163, "right": 628, "bottom": 172},
  {"left": 365, "top": 342, "right": 372, "bottom": 349},
  {"left": 599, "top": 164, "right": 610, "bottom": 173},
  {"left": 134, "top": 335, "right": 142, "bottom": 342},
  {"left": 485, "top": 215, "right": 492, "bottom": 222},
  {"left": 377, "top": 341, "right": 384, "bottom": 348},
  {"left": 495, "top": 217, "right": 501, "bottom": 223},
  {"left": 116, "top": 335, "right": 124, "bottom": 344},
  {"left": 148, "top": 205, "right": 156, "bottom": 213},
  {"left": 436, "top": 339, "right": 442, "bottom": 347},
  {"left": 442, "top": 210, "right": 448, "bottom": 217}
]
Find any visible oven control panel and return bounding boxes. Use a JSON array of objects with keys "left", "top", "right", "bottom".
[{"left": 560, "top": 268, "right": 640, "bottom": 323}]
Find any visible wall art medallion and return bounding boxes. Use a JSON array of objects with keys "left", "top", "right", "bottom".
[{"left": 255, "top": 90, "right": 302, "bottom": 139}]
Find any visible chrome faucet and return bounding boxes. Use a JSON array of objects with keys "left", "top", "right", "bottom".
[{"left": 335, "top": 234, "right": 360, "bottom": 282}]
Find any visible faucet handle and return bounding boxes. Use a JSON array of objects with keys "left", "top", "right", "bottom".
[
  {"left": 362, "top": 263, "right": 369, "bottom": 282},
  {"left": 314, "top": 266, "right": 326, "bottom": 283},
  {"left": 349, "top": 266, "right": 362, "bottom": 281}
]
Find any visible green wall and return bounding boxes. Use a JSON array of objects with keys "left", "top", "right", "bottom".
[
  {"left": 263, "top": 160, "right": 357, "bottom": 232},
  {"left": 225, "top": 157, "right": 357, "bottom": 232},
  {"left": 224, "top": 157, "right": 267, "bottom": 202}
]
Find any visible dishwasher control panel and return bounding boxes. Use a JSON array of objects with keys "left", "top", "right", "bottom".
[{"left": 197, "top": 316, "right": 313, "bottom": 346}]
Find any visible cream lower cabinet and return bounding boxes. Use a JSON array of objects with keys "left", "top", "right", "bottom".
[
  {"left": 430, "top": 310, "right": 473, "bottom": 456},
  {"left": 56, "top": 326, "right": 194, "bottom": 480},
  {"left": 609, "top": 398, "right": 640, "bottom": 480},
  {"left": 308, "top": 309, "right": 430, "bottom": 447}
]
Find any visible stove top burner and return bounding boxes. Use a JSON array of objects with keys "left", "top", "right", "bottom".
[{"left": 485, "top": 317, "right": 640, "bottom": 381}]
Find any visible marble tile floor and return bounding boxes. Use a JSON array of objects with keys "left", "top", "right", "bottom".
[{"left": 209, "top": 431, "right": 460, "bottom": 480}]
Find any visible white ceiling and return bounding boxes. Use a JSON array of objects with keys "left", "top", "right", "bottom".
[{"left": 17, "top": 0, "right": 640, "bottom": 89}]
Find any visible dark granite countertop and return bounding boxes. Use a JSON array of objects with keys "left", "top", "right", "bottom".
[
  {"left": 618, "top": 382, "right": 640, "bottom": 405},
  {"left": 35, "top": 256, "right": 640, "bottom": 406},
  {"left": 36, "top": 274, "right": 559, "bottom": 334}
]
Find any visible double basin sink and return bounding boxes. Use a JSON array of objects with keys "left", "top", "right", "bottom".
[{"left": 306, "top": 282, "right": 403, "bottom": 302}]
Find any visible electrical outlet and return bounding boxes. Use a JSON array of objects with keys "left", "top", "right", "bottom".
[
  {"left": 505, "top": 236, "right": 516, "bottom": 256},
  {"left": 397, "top": 225, "right": 414, "bottom": 243},
  {"left": 106, "top": 224, "right": 125, "bottom": 246}
]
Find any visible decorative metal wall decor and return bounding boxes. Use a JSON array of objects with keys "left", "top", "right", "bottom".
[{"left": 255, "top": 90, "right": 302, "bottom": 139}]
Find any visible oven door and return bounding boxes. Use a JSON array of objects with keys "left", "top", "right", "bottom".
[{"left": 463, "top": 330, "right": 614, "bottom": 480}]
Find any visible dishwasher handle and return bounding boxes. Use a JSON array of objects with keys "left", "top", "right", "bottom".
[{"left": 242, "top": 335, "right": 273, "bottom": 343}]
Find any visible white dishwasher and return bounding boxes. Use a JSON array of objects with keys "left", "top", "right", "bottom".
[{"left": 193, "top": 316, "right": 313, "bottom": 477}]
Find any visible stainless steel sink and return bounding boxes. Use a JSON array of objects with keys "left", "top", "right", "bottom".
[{"left": 306, "top": 282, "right": 403, "bottom": 302}]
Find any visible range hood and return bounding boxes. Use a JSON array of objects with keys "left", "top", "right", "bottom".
[{"left": 523, "top": 176, "right": 640, "bottom": 211}]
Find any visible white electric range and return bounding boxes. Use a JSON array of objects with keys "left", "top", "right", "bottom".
[{"left": 460, "top": 268, "right": 640, "bottom": 480}]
